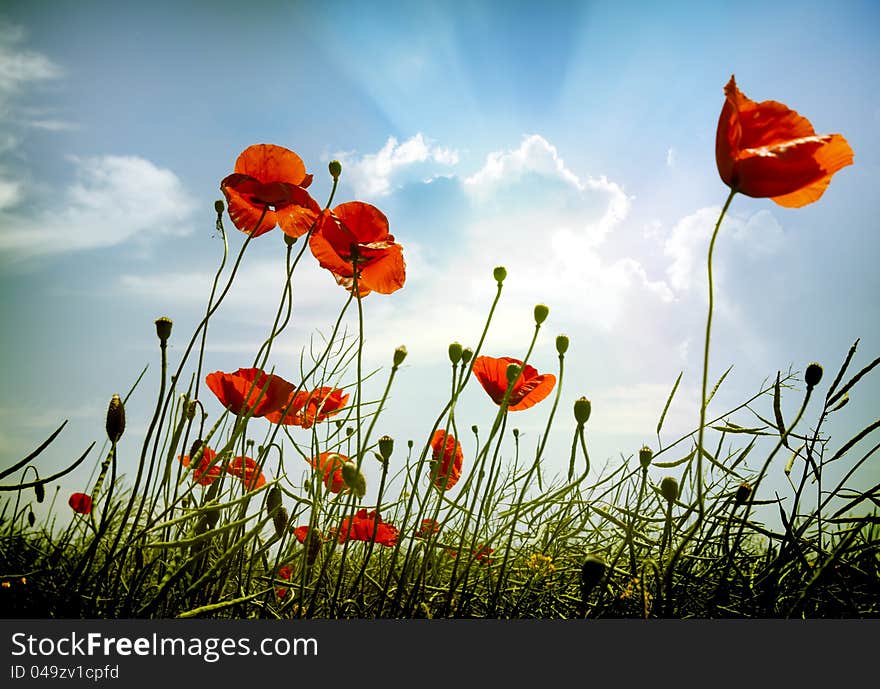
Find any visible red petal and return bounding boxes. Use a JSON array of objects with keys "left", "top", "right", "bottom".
[
  {"left": 332, "top": 201, "right": 390, "bottom": 244},
  {"left": 233, "top": 144, "right": 309, "bottom": 187},
  {"left": 359, "top": 243, "right": 406, "bottom": 295}
]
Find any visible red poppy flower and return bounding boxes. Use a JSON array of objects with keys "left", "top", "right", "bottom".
[
  {"left": 275, "top": 564, "right": 293, "bottom": 599},
  {"left": 309, "top": 201, "right": 406, "bottom": 296},
  {"left": 309, "top": 452, "right": 347, "bottom": 493},
  {"left": 430, "top": 430, "right": 463, "bottom": 491},
  {"left": 220, "top": 143, "right": 321, "bottom": 237},
  {"left": 473, "top": 544, "right": 494, "bottom": 564},
  {"left": 415, "top": 518, "right": 442, "bottom": 538},
  {"left": 716, "top": 75, "right": 854, "bottom": 208},
  {"left": 265, "top": 387, "right": 349, "bottom": 428},
  {"left": 338, "top": 509, "right": 398, "bottom": 547},
  {"left": 178, "top": 446, "right": 223, "bottom": 486},
  {"left": 226, "top": 455, "right": 266, "bottom": 490},
  {"left": 472, "top": 356, "right": 556, "bottom": 411},
  {"left": 205, "top": 368, "right": 296, "bottom": 419},
  {"left": 68, "top": 492, "right": 93, "bottom": 515}
]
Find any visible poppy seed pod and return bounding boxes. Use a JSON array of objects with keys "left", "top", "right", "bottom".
[
  {"left": 461, "top": 347, "right": 474, "bottom": 365},
  {"left": 493, "top": 266, "right": 507, "bottom": 283},
  {"left": 471, "top": 424, "right": 478, "bottom": 434},
  {"left": 534, "top": 304, "right": 550, "bottom": 325},
  {"left": 214, "top": 199, "right": 225, "bottom": 214},
  {"left": 580, "top": 554, "right": 606, "bottom": 597},
  {"left": 273, "top": 507, "right": 289, "bottom": 539},
  {"left": 106, "top": 394, "right": 125, "bottom": 443},
  {"left": 574, "top": 396, "right": 591, "bottom": 425},
  {"left": 155, "top": 316, "right": 173, "bottom": 344},
  {"left": 378, "top": 435, "right": 394, "bottom": 463},
  {"left": 556, "top": 334, "right": 569, "bottom": 355},
  {"left": 341, "top": 462, "right": 367, "bottom": 498},
  {"left": 506, "top": 362, "right": 521, "bottom": 384},
  {"left": 393, "top": 345, "right": 408, "bottom": 366},
  {"left": 448, "top": 342, "right": 463, "bottom": 365},
  {"left": 283, "top": 232, "right": 297, "bottom": 247},
  {"left": 660, "top": 476, "right": 679, "bottom": 503},
  {"left": 805, "top": 362, "right": 823, "bottom": 389},
  {"left": 328, "top": 159, "right": 343, "bottom": 180},
  {"left": 735, "top": 481, "right": 752, "bottom": 506},
  {"left": 639, "top": 445, "right": 653, "bottom": 470}
]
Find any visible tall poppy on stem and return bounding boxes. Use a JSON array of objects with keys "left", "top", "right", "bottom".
[
  {"left": 205, "top": 368, "right": 296, "bottom": 419},
  {"left": 68, "top": 492, "right": 93, "bottom": 515},
  {"left": 220, "top": 143, "right": 321, "bottom": 237},
  {"left": 716, "top": 75, "right": 853, "bottom": 207},
  {"left": 309, "top": 201, "right": 406, "bottom": 296},
  {"left": 430, "top": 430, "right": 463, "bottom": 491},
  {"left": 178, "top": 445, "right": 223, "bottom": 486},
  {"left": 472, "top": 356, "right": 556, "bottom": 411}
]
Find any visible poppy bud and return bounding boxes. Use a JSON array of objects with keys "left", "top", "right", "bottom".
[
  {"left": 556, "top": 334, "right": 569, "bottom": 355},
  {"left": 266, "top": 486, "right": 282, "bottom": 516},
  {"left": 27, "top": 507, "right": 35, "bottom": 528},
  {"left": 735, "top": 481, "right": 752, "bottom": 506},
  {"left": 639, "top": 445, "right": 653, "bottom": 470},
  {"left": 407, "top": 439, "right": 414, "bottom": 450},
  {"left": 660, "top": 476, "right": 679, "bottom": 503},
  {"left": 471, "top": 424, "right": 478, "bottom": 434},
  {"left": 574, "top": 396, "right": 591, "bottom": 425},
  {"left": 506, "top": 363, "right": 521, "bottom": 384},
  {"left": 493, "top": 266, "right": 507, "bottom": 284},
  {"left": 378, "top": 435, "right": 394, "bottom": 463},
  {"left": 342, "top": 461, "right": 367, "bottom": 498},
  {"left": 34, "top": 480, "right": 45, "bottom": 504},
  {"left": 461, "top": 347, "right": 473, "bottom": 365},
  {"left": 393, "top": 345, "right": 408, "bottom": 366},
  {"left": 273, "top": 506, "right": 289, "bottom": 539},
  {"left": 155, "top": 316, "right": 173, "bottom": 344},
  {"left": 805, "top": 362, "right": 823, "bottom": 389},
  {"left": 534, "top": 304, "right": 549, "bottom": 325},
  {"left": 448, "top": 342, "right": 463, "bottom": 365},
  {"left": 106, "top": 394, "right": 125, "bottom": 443},
  {"left": 214, "top": 199, "right": 225, "bottom": 215},
  {"left": 580, "top": 554, "right": 606, "bottom": 598},
  {"left": 186, "top": 399, "right": 197, "bottom": 421},
  {"left": 512, "top": 428, "right": 520, "bottom": 438},
  {"left": 329, "top": 159, "right": 343, "bottom": 180}
]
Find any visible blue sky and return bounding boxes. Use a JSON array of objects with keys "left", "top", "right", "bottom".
[{"left": 1, "top": 0, "right": 878, "bottom": 518}]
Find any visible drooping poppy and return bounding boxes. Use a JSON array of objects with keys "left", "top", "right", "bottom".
[
  {"left": 472, "top": 356, "right": 556, "bottom": 411},
  {"left": 178, "top": 445, "right": 223, "bottom": 486},
  {"left": 415, "top": 518, "right": 442, "bottom": 539},
  {"left": 205, "top": 368, "right": 296, "bottom": 419},
  {"left": 265, "top": 387, "right": 349, "bottom": 428},
  {"left": 309, "top": 452, "right": 347, "bottom": 493},
  {"left": 308, "top": 201, "right": 406, "bottom": 296},
  {"left": 68, "top": 492, "right": 93, "bottom": 515},
  {"left": 220, "top": 143, "right": 321, "bottom": 237},
  {"left": 226, "top": 455, "right": 266, "bottom": 491},
  {"left": 338, "top": 509, "right": 398, "bottom": 547},
  {"left": 430, "top": 430, "right": 463, "bottom": 491},
  {"left": 716, "top": 75, "right": 854, "bottom": 208}
]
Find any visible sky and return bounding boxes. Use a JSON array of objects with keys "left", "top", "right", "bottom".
[{"left": 1, "top": 0, "right": 878, "bottom": 524}]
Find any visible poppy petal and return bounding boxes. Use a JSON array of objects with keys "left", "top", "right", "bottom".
[
  {"left": 508, "top": 373, "right": 557, "bottom": 411},
  {"left": 359, "top": 243, "right": 406, "bottom": 295},
  {"left": 221, "top": 175, "right": 279, "bottom": 237},
  {"left": 333, "top": 201, "right": 390, "bottom": 244},
  {"left": 234, "top": 144, "right": 310, "bottom": 187}
]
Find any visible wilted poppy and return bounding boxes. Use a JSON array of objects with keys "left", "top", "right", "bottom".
[
  {"left": 338, "top": 509, "right": 398, "bottom": 547},
  {"left": 265, "top": 387, "right": 349, "bottom": 428},
  {"left": 178, "top": 445, "right": 223, "bottom": 486},
  {"left": 69, "top": 492, "right": 93, "bottom": 515},
  {"left": 430, "top": 430, "right": 463, "bottom": 491},
  {"left": 226, "top": 455, "right": 266, "bottom": 490},
  {"left": 309, "top": 201, "right": 406, "bottom": 296},
  {"left": 472, "top": 356, "right": 556, "bottom": 411},
  {"left": 220, "top": 143, "right": 321, "bottom": 237},
  {"left": 716, "top": 75, "right": 853, "bottom": 208},
  {"left": 309, "top": 452, "right": 347, "bottom": 493},
  {"left": 205, "top": 368, "right": 296, "bottom": 419},
  {"left": 415, "top": 518, "right": 442, "bottom": 538}
]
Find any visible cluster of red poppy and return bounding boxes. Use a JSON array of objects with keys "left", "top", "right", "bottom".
[
  {"left": 338, "top": 509, "right": 399, "bottom": 547},
  {"left": 220, "top": 144, "right": 406, "bottom": 297},
  {"left": 177, "top": 445, "right": 266, "bottom": 491}
]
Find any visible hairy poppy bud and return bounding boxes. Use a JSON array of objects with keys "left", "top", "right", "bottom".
[
  {"left": 493, "top": 265, "right": 507, "bottom": 284},
  {"left": 155, "top": 316, "right": 173, "bottom": 344},
  {"left": 506, "top": 362, "right": 521, "bottom": 384},
  {"left": 805, "top": 362, "right": 823, "bottom": 390},
  {"left": 534, "top": 304, "right": 549, "bottom": 325},
  {"left": 106, "top": 394, "right": 125, "bottom": 443},
  {"left": 660, "top": 476, "right": 679, "bottom": 503},
  {"left": 214, "top": 199, "right": 225, "bottom": 214},
  {"left": 448, "top": 342, "right": 463, "bottom": 365},
  {"left": 186, "top": 399, "right": 197, "bottom": 421},
  {"left": 378, "top": 435, "right": 394, "bottom": 463},
  {"left": 342, "top": 461, "right": 367, "bottom": 498},
  {"left": 574, "top": 396, "right": 591, "bottom": 425},
  {"left": 735, "top": 481, "right": 752, "bottom": 506},
  {"left": 556, "top": 334, "right": 569, "bottom": 355},
  {"left": 580, "top": 554, "right": 606, "bottom": 598},
  {"left": 461, "top": 347, "right": 473, "bottom": 365},
  {"left": 273, "top": 507, "right": 289, "bottom": 539},
  {"left": 27, "top": 507, "right": 35, "bottom": 528},
  {"left": 393, "top": 345, "right": 408, "bottom": 366},
  {"left": 639, "top": 445, "right": 653, "bottom": 470},
  {"left": 34, "top": 480, "right": 45, "bottom": 504},
  {"left": 329, "top": 159, "right": 343, "bottom": 180},
  {"left": 266, "top": 486, "right": 282, "bottom": 516}
]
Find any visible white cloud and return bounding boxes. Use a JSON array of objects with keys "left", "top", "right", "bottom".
[
  {"left": 0, "top": 179, "right": 20, "bottom": 210},
  {"left": 0, "top": 24, "right": 62, "bottom": 98},
  {"left": 0, "top": 155, "right": 196, "bottom": 258},
  {"left": 333, "top": 133, "right": 459, "bottom": 198},
  {"left": 666, "top": 147, "right": 677, "bottom": 168}
]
